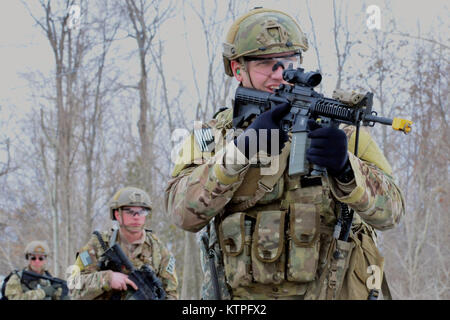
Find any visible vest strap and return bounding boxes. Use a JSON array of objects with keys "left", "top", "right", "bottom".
[{"left": 228, "top": 142, "right": 290, "bottom": 212}]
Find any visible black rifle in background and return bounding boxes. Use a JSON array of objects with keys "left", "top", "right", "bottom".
[
  {"left": 95, "top": 231, "right": 166, "bottom": 300},
  {"left": 21, "top": 270, "right": 69, "bottom": 299}
]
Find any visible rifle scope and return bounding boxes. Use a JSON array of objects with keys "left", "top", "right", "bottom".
[{"left": 283, "top": 65, "right": 322, "bottom": 87}]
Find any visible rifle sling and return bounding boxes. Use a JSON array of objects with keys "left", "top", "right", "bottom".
[
  {"left": 93, "top": 230, "right": 109, "bottom": 252},
  {"left": 228, "top": 141, "right": 290, "bottom": 213}
]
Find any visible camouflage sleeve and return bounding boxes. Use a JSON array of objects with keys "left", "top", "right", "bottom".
[
  {"left": 155, "top": 241, "right": 179, "bottom": 300},
  {"left": 328, "top": 126, "right": 405, "bottom": 230},
  {"left": 165, "top": 141, "right": 250, "bottom": 232},
  {"left": 69, "top": 235, "right": 113, "bottom": 300},
  {"left": 4, "top": 273, "right": 46, "bottom": 300}
]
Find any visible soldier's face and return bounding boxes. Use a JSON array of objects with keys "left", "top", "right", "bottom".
[
  {"left": 28, "top": 254, "right": 47, "bottom": 273},
  {"left": 231, "top": 51, "right": 300, "bottom": 93},
  {"left": 115, "top": 206, "right": 147, "bottom": 233}
]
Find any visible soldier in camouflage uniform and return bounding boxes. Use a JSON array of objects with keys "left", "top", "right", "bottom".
[
  {"left": 165, "top": 8, "right": 405, "bottom": 300},
  {"left": 4, "top": 241, "right": 66, "bottom": 300},
  {"left": 70, "top": 187, "right": 178, "bottom": 300}
]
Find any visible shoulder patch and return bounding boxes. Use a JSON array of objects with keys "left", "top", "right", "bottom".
[
  {"left": 79, "top": 250, "right": 93, "bottom": 267},
  {"left": 166, "top": 256, "right": 176, "bottom": 275},
  {"left": 194, "top": 126, "right": 215, "bottom": 152}
]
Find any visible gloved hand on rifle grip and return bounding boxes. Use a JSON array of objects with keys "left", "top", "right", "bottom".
[
  {"left": 234, "top": 102, "right": 291, "bottom": 160},
  {"left": 41, "top": 283, "right": 57, "bottom": 298},
  {"left": 306, "top": 119, "right": 349, "bottom": 176}
]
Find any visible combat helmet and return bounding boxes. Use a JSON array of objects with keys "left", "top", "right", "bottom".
[
  {"left": 109, "top": 187, "right": 152, "bottom": 220},
  {"left": 222, "top": 7, "right": 309, "bottom": 76},
  {"left": 24, "top": 241, "right": 50, "bottom": 259}
]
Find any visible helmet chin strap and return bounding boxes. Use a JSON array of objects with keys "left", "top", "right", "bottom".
[
  {"left": 247, "top": 70, "right": 257, "bottom": 89},
  {"left": 239, "top": 58, "right": 256, "bottom": 89}
]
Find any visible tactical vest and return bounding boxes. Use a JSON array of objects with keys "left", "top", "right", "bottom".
[{"left": 201, "top": 108, "right": 386, "bottom": 300}]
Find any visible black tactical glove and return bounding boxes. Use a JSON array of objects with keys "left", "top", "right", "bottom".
[
  {"left": 306, "top": 119, "right": 350, "bottom": 176},
  {"left": 41, "top": 284, "right": 57, "bottom": 298},
  {"left": 234, "top": 102, "right": 291, "bottom": 159}
]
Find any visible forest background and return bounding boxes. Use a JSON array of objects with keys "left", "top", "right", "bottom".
[{"left": 0, "top": 0, "right": 448, "bottom": 299}]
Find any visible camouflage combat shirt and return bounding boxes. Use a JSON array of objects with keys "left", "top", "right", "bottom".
[
  {"left": 70, "top": 229, "right": 178, "bottom": 300},
  {"left": 4, "top": 267, "right": 54, "bottom": 300}
]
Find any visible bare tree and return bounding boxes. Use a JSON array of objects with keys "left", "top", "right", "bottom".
[
  {"left": 0, "top": 138, "right": 17, "bottom": 178},
  {"left": 305, "top": 0, "right": 323, "bottom": 83},
  {"left": 120, "top": 0, "right": 174, "bottom": 195},
  {"left": 21, "top": 0, "right": 124, "bottom": 276},
  {"left": 79, "top": 0, "right": 121, "bottom": 243},
  {"left": 385, "top": 32, "right": 450, "bottom": 299},
  {"left": 181, "top": 0, "right": 248, "bottom": 123},
  {"left": 331, "top": 0, "right": 358, "bottom": 90},
  {"left": 23, "top": 0, "right": 83, "bottom": 275},
  {"left": 352, "top": 4, "right": 406, "bottom": 154},
  {"left": 168, "top": 0, "right": 252, "bottom": 299}
]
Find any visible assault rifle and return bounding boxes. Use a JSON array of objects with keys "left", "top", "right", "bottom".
[
  {"left": 200, "top": 232, "right": 221, "bottom": 300},
  {"left": 98, "top": 242, "right": 166, "bottom": 300},
  {"left": 233, "top": 65, "right": 412, "bottom": 247},
  {"left": 233, "top": 65, "right": 412, "bottom": 176},
  {"left": 21, "top": 270, "right": 69, "bottom": 299}
]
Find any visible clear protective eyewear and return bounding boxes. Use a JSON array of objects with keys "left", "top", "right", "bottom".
[
  {"left": 121, "top": 207, "right": 150, "bottom": 217},
  {"left": 245, "top": 52, "right": 302, "bottom": 76}
]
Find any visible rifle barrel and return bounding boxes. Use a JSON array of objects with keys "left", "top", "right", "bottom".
[{"left": 364, "top": 114, "right": 393, "bottom": 125}]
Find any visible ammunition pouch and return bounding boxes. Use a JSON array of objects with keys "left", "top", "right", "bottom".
[
  {"left": 338, "top": 224, "right": 384, "bottom": 299},
  {"left": 252, "top": 210, "right": 286, "bottom": 284},
  {"left": 218, "top": 212, "right": 252, "bottom": 288},
  {"left": 218, "top": 205, "right": 326, "bottom": 288},
  {"left": 286, "top": 203, "right": 320, "bottom": 282}
]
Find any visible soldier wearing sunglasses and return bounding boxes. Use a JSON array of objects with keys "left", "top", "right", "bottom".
[
  {"left": 69, "top": 187, "right": 178, "bottom": 300},
  {"left": 3, "top": 241, "right": 66, "bottom": 300}
]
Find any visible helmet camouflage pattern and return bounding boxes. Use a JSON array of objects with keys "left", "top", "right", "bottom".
[
  {"left": 223, "top": 7, "right": 309, "bottom": 76},
  {"left": 109, "top": 187, "right": 152, "bottom": 220},
  {"left": 24, "top": 240, "right": 50, "bottom": 259}
]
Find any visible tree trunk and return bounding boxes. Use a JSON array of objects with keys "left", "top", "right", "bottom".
[{"left": 180, "top": 232, "right": 202, "bottom": 299}]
